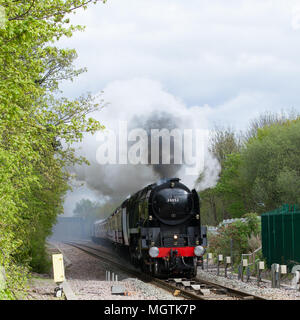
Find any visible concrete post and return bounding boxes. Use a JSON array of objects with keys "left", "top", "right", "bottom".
[{"left": 271, "top": 263, "right": 280, "bottom": 288}]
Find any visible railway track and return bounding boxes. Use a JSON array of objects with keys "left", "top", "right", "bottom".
[{"left": 63, "top": 240, "right": 267, "bottom": 300}]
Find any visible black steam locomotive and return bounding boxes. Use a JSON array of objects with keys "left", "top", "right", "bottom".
[{"left": 92, "top": 178, "right": 207, "bottom": 278}]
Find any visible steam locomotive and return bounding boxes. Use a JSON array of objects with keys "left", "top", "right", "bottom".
[{"left": 92, "top": 178, "right": 207, "bottom": 278}]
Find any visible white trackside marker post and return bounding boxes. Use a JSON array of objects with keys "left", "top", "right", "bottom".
[
  {"left": 225, "top": 257, "right": 231, "bottom": 278},
  {"left": 257, "top": 261, "right": 265, "bottom": 285},
  {"left": 206, "top": 253, "right": 212, "bottom": 271},
  {"left": 240, "top": 259, "right": 248, "bottom": 282},
  {"left": 281, "top": 265, "right": 287, "bottom": 274},
  {"left": 52, "top": 254, "right": 65, "bottom": 298},
  {"left": 278, "top": 265, "right": 287, "bottom": 288},
  {"left": 217, "top": 255, "right": 223, "bottom": 276}
]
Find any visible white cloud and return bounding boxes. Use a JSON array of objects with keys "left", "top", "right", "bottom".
[{"left": 57, "top": 0, "right": 300, "bottom": 112}]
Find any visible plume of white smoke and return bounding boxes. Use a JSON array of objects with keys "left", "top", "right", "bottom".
[{"left": 64, "top": 78, "right": 221, "bottom": 215}]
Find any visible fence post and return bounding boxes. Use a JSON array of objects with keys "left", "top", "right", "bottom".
[
  {"left": 207, "top": 253, "right": 212, "bottom": 271},
  {"left": 230, "top": 239, "right": 234, "bottom": 274},
  {"left": 271, "top": 263, "right": 280, "bottom": 288},
  {"left": 241, "top": 259, "right": 248, "bottom": 282},
  {"left": 206, "top": 253, "right": 209, "bottom": 271},
  {"left": 238, "top": 264, "right": 242, "bottom": 280},
  {"left": 217, "top": 255, "right": 223, "bottom": 276},
  {"left": 225, "top": 257, "right": 231, "bottom": 278},
  {"left": 257, "top": 261, "right": 264, "bottom": 285},
  {"left": 246, "top": 266, "right": 251, "bottom": 282},
  {"left": 291, "top": 265, "right": 300, "bottom": 290}
]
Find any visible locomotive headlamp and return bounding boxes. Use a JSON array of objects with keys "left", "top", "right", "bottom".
[
  {"left": 173, "top": 234, "right": 178, "bottom": 240},
  {"left": 149, "top": 215, "right": 153, "bottom": 221},
  {"left": 196, "top": 214, "right": 200, "bottom": 220},
  {"left": 149, "top": 247, "right": 159, "bottom": 258},
  {"left": 194, "top": 245, "right": 205, "bottom": 257}
]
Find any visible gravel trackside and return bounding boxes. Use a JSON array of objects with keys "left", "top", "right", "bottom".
[
  {"left": 197, "top": 268, "right": 300, "bottom": 300},
  {"left": 51, "top": 242, "right": 183, "bottom": 300}
]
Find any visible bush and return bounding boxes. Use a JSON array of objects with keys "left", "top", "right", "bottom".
[
  {"left": 248, "top": 233, "right": 261, "bottom": 252},
  {"left": 207, "top": 213, "right": 261, "bottom": 265}
]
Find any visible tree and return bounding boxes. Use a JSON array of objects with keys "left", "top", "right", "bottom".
[
  {"left": 0, "top": 0, "right": 106, "bottom": 297},
  {"left": 198, "top": 127, "right": 242, "bottom": 223},
  {"left": 241, "top": 119, "right": 300, "bottom": 212},
  {"left": 243, "top": 109, "right": 299, "bottom": 142},
  {"left": 214, "top": 153, "right": 249, "bottom": 218},
  {"left": 209, "top": 126, "right": 242, "bottom": 166},
  {"left": 198, "top": 188, "right": 220, "bottom": 225},
  {"left": 73, "top": 199, "right": 100, "bottom": 219},
  {"left": 199, "top": 112, "right": 300, "bottom": 224}
]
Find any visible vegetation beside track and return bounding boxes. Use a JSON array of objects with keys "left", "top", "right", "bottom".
[
  {"left": 0, "top": 0, "right": 106, "bottom": 299},
  {"left": 198, "top": 111, "right": 300, "bottom": 225},
  {"left": 207, "top": 213, "right": 263, "bottom": 267}
]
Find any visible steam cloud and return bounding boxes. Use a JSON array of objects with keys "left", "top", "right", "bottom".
[
  {"left": 64, "top": 78, "right": 221, "bottom": 216},
  {"left": 129, "top": 110, "right": 183, "bottom": 178}
]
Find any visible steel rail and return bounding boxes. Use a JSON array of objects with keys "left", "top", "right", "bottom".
[
  {"left": 64, "top": 241, "right": 202, "bottom": 300},
  {"left": 63, "top": 241, "right": 267, "bottom": 300}
]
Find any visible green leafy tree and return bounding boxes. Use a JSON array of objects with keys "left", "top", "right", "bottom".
[
  {"left": 214, "top": 153, "right": 250, "bottom": 218},
  {"left": 0, "top": 0, "right": 106, "bottom": 298},
  {"left": 241, "top": 119, "right": 300, "bottom": 212},
  {"left": 199, "top": 112, "right": 300, "bottom": 224},
  {"left": 73, "top": 199, "right": 101, "bottom": 219},
  {"left": 198, "top": 127, "right": 243, "bottom": 223}
]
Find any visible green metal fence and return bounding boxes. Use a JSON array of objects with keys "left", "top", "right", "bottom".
[{"left": 261, "top": 204, "right": 300, "bottom": 270}]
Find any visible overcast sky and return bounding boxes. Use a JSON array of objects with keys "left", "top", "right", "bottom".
[
  {"left": 59, "top": 0, "right": 300, "bottom": 214},
  {"left": 59, "top": 0, "right": 300, "bottom": 129}
]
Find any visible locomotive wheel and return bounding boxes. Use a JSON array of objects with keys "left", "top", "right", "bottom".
[
  {"left": 186, "top": 269, "right": 196, "bottom": 279},
  {"left": 141, "top": 262, "right": 147, "bottom": 273},
  {"left": 129, "top": 251, "right": 138, "bottom": 267}
]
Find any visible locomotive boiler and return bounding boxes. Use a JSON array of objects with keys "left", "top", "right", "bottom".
[{"left": 92, "top": 178, "right": 207, "bottom": 278}]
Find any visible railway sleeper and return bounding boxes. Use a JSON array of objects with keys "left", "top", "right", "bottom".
[
  {"left": 211, "top": 288, "right": 228, "bottom": 295},
  {"left": 199, "top": 289, "right": 211, "bottom": 296}
]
